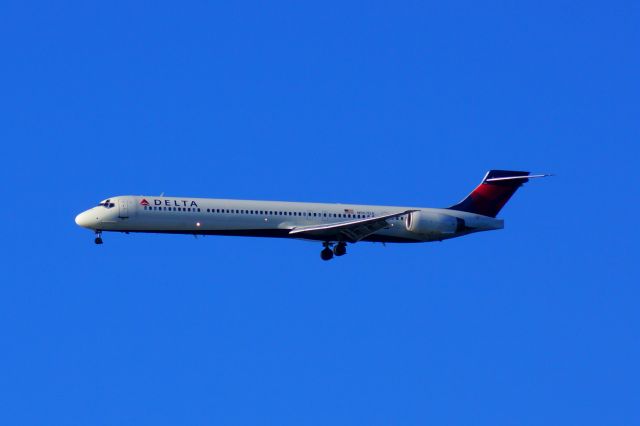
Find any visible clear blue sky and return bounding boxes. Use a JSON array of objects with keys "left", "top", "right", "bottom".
[{"left": 1, "top": 1, "right": 638, "bottom": 424}]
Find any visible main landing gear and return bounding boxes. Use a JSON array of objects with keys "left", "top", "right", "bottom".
[
  {"left": 94, "top": 230, "right": 103, "bottom": 245},
  {"left": 320, "top": 241, "right": 347, "bottom": 261}
]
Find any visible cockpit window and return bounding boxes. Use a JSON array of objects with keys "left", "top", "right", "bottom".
[{"left": 98, "top": 199, "right": 115, "bottom": 208}]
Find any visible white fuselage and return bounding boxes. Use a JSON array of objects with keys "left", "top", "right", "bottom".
[{"left": 75, "top": 195, "right": 504, "bottom": 243}]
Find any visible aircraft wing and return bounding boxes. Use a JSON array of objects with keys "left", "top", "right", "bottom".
[{"left": 288, "top": 209, "right": 418, "bottom": 243}]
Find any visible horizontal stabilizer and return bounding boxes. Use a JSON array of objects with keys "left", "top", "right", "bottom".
[{"left": 485, "top": 173, "right": 552, "bottom": 182}]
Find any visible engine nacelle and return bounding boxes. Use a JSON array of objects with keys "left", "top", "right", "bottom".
[{"left": 405, "top": 211, "right": 459, "bottom": 236}]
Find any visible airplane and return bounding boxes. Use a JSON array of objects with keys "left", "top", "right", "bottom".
[{"left": 75, "top": 170, "right": 549, "bottom": 260}]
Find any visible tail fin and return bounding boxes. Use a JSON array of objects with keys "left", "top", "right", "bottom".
[{"left": 448, "top": 170, "right": 548, "bottom": 217}]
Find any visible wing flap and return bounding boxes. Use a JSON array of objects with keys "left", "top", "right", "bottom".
[{"left": 289, "top": 209, "right": 418, "bottom": 243}]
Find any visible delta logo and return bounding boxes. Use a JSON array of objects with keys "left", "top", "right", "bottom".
[{"left": 140, "top": 198, "right": 198, "bottom": 207}]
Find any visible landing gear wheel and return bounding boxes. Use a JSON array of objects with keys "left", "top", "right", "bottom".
[
  {"left": 320, "top": 247, "right": 334, "bottom": 261},
  {"left": 94, "top": 231, "right": 103, "bottom": 245},
  {"left": 333, "top": 242, "right": 347, "bottom": 257}
]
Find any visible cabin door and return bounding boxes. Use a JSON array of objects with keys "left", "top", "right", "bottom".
[{"left": 118, "top": 199, "right": 129, "bottom": 218}]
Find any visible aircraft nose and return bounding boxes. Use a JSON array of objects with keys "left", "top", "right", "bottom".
[{"left": 75, "top": 210, "right": 99, "bottom": 229}]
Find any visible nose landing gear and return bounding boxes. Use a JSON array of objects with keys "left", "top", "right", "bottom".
[
  {"left": 94, "top": 230, "right": 103, "bottom": 245},
  {"left": 320, "top": 241, "right": 347, "bottom": 261}
]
